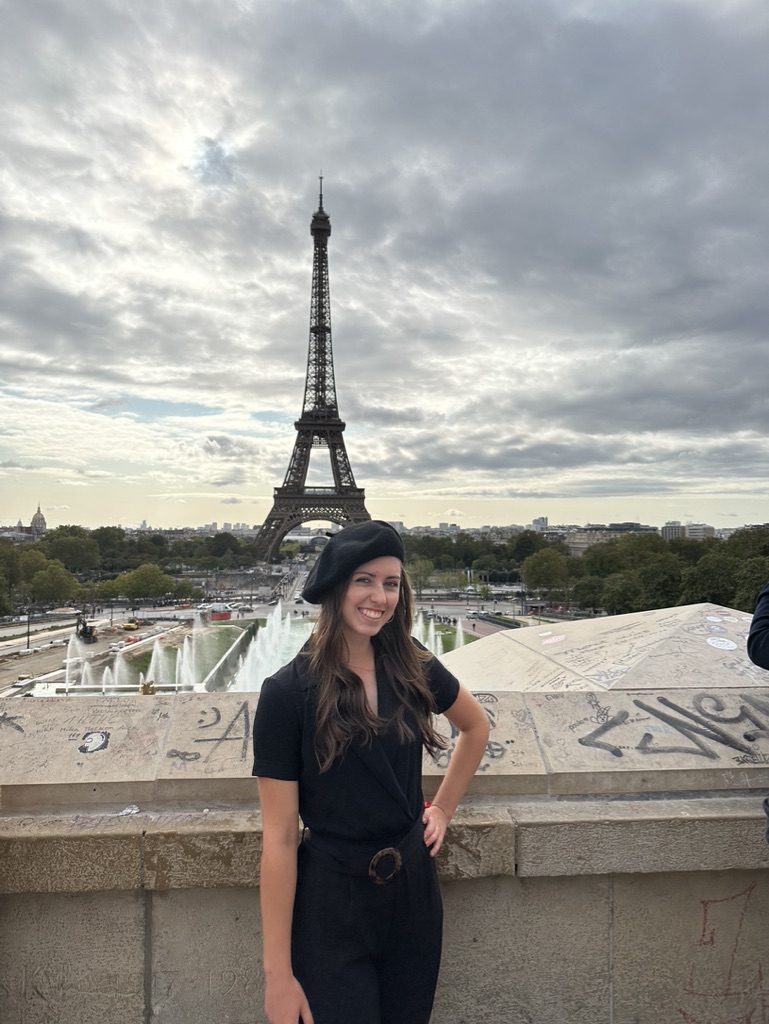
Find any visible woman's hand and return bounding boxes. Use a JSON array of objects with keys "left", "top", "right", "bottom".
[
  {"left": 422, "top": 802, "right": 449, "bottom": 857},
  {"left": 264, "top": 970, "right": 314, "bottom": 1024}
]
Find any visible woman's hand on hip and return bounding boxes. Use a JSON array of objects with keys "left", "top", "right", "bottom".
[{"left": 422, "top": 802, "right": 449, "bottom": 857}]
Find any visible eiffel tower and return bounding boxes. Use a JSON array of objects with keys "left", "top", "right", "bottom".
[{"left": 253, "top": 183, "right": 370, "bottom": 562}]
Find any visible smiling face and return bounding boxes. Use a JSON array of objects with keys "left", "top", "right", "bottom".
[{"left": 340, "top": 555, "right": 402, "bottom": 645}]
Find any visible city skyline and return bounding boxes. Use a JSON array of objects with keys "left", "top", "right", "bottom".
[
  {"left": 0, "top": 501, "right": 750, "bottom": 539},
  {"left": 3, "top": 1, "right": 769, "bottom": 533}
]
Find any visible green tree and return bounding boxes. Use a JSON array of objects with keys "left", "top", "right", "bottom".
[
  {"left": 29, "top": 562, "right": 79, "bottom": 605},
  {"left": 43, "top": 526, "right": 100, "bottom": 572},
  {"left": 602, "top": 571, "right": 644, "bottom": 615},
  {"left": 667, "top": 537, "right": 718, "bottom": 566},
  {"left": 174, "top": 578, "right": 204, "bottom": 601},
  {"left": 94, "top": 577, "right": 122, "bottom": 603},
  {"left": 571, "top": 575, "right": 605, "bottom": 614},
  {"left": 636, "top": 553, "right": 683, "bottom": 610},
  {"left": 207, "top": 532, "right": 241, "bottom": 558},
  {"left": 91, "top": 527, "right": 128, "bottom": 568},
  {"left": 732, "top": 557, "right": 769, "bottom": 612},
  {"left": 406, "top": 558, "right": 434, "bottom": 598},
  {"left": 521, "top": 549, "right": 569, "bottom": 602},
  {"left": 133, "top": 534, "right": 169, "bottom": 563},
  {"left": 581, "top": 541, "right": 625, "bottom": 578},
  {"left": 0, "top": 573, "right": 12, "bottom": 616},
  {"left": 507, "top": 531, "right": 547, "bottom": 564},
  {"left": 678, "top": 552, "right": 740, "bottom": 607},
  {"left": 472, "top": 554, "right": 499, "bottom": 572},
  {"left": 436, "top": 569, "right": 465, "bottom": 595},
  {"left": 115, "top": 564, "right": 177, "bottom": 602},
  {"left": 724, "top": 526, "right": 769, "bottom": 560},
  {"left": 612, "top": 532, "right": 667, "bottom": 568},
  {"left": 0, "top": 539, "right": 21, "bottom": 593},
  {"left": 19, "top": 548, "right": 49, "bottom": 583}
]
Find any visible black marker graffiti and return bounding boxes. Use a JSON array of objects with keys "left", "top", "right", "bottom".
[
  {"left": 0, "top": 711, "right": 24, "bottom": 734},
  {"left": 192, "top": 701, "right": 251, "bottom": 762},
  {"left": 78, "top": 731, "right": 110, "bottom": 753},
  {"left": 578, "top": 693, "right": 769, "bottom": 760}
]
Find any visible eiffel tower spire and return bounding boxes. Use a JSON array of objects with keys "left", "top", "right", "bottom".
[{"left": 253, "top": 183, "right": 370, "bottom": 562}]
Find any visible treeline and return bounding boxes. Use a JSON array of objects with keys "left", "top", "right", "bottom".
[
  {"left": 0, "top": 524, "right": 234, "bottom": 614},
  {"left": 404, "top": 528, "right": 769, "bottom": 615},
  {"left": 2, "top": 524, "right": 768, "bottom": 617}
]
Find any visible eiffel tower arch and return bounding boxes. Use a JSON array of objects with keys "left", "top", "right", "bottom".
[{"left": 253, "top": 184, "right": 371, "bottom": 563}]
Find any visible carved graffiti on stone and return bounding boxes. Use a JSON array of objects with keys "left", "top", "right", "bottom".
[{"left": 678, "top": 881, "right": 768, "bottom": 1023}]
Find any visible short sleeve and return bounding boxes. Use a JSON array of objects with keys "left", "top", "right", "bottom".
[
  {"left": 426, "top": 654, "right": 461, "bottom": 715},
  {"left": 251, "top": 675, "right": 303, "bottom": 780}
]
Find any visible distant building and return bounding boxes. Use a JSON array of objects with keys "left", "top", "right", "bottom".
[
  {"left": 0, "top": 502, "right": 47, "bottom": 543},
  {"left": 30, "top": 504, "right": 47, "bottom": 536},
  {"left": 685, "top": 523, "right": 715, "bottom": 540},
  {"left": 438, "top": 523, "right": 461, "bottom": 535},
  {"left": 566, "top": 522, "right": 658, "bottom": 557},
  {"left": 531, "top": 516, "right": 548, "bottom": 532},
  {"left": 661, "top": 521, "right": 686, "bottom": 541}
]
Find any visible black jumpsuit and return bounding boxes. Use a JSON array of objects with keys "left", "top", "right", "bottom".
[{"left": 252, "top": 641, "right": 460, "bottom": 1024}]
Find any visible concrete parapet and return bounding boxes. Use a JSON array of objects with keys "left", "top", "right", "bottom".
[{"left": 1, "top": 689, "right": 768, "bottom": 1023}]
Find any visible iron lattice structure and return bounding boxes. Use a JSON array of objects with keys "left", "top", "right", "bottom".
[{"left": 253, "top": 185, "right": 370, "bottom": 562}]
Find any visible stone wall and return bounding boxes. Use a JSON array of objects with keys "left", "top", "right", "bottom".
[{"left": 2, "top": 689, "right": 769, "bottom": 1023}]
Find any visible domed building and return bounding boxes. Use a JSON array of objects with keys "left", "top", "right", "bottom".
[{"left": 30, "top": 503, "right": 47, "bottom": 537}]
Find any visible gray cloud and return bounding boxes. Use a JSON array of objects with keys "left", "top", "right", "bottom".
[{"left": 2, "top": 0, "right": 769, "bottom": 528}]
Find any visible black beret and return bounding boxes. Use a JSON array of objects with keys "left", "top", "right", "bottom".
[{"left": 301, "top": 520, "right": 405, "bottom": 604}]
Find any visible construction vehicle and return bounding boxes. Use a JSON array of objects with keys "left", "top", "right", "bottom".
[{"left": 76, "top": 615, "right": 97, "bottom": 644}]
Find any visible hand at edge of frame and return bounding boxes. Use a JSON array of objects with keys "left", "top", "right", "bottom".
[{"left": 264, "top": 971, "right": 314, "bottom": 1024}]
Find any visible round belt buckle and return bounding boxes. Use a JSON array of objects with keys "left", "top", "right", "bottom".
[{"left": 368, "top": 847, "right": 402, "bottom": 885}]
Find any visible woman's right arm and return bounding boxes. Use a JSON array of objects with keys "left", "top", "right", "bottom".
[{"left": 258, "top": 777, "right": 314, "bottom": 1024}]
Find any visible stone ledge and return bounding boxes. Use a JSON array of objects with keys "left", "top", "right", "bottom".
[
  {"left": 0, "top": 806, "right": 513, "bottom": 893},
  {"left": 0, "top": 834, "right": 143, "bottom": 894},
  {"left": 434, "top": 807, "right": 514, "bottom": 880},
  {"left": 2, "top": 797, "right": 766, "bottom": 894},
  {"left": 5, "top": 690, "right": 769, "bottom": 811},
  {"left": 511, "top": 795, "right": 769, "bottom": 876}
]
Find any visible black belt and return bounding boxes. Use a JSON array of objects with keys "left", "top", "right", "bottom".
[{"left": 303, "top": 817, "right": 426, "bottom": 885}]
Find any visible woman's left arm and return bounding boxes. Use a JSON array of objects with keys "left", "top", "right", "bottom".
[{"left": 422, "top": 685, "right": 490, "bottom": 856}]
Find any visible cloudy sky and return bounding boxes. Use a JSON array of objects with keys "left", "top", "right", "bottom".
[{"left": 2, "top": 0, "right": 769, "bottom": 534}]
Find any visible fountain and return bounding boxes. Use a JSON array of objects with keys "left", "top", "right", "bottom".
[
  {"left": 112, "top": 649, "right": 133, "bottom": 689},
  {"left": 176, "top": 634, "right": 195, "bottom": 690},
  {"left": 101, "top": 665, "right": 113, "bottom": 696},
  {"left": 453, "top": 616, "right": 465, "bottom": 648},
  {"left": 231, "top": 603, "right": 313, "bottom": 691},
  {"left": 63, "top": 634, "right": 95, "bottom": 693},
  {"left": 29, "top": 602, "right": 468, "bottom": 698},
  {"left": 412, "top": 610, "right": 466, "bottom": 655}
]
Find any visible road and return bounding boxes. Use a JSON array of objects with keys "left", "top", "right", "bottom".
[{"left": 0, "top": 611, "right": 181, "bottom": 696}]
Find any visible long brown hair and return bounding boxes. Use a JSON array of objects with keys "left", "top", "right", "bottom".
[{"left": 306, "top": 568, "right": 447, "bottom": 771}]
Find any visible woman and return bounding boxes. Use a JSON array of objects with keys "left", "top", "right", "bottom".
[{"left": 252, "top": 520, "right": 490, "bottom": 1024}]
